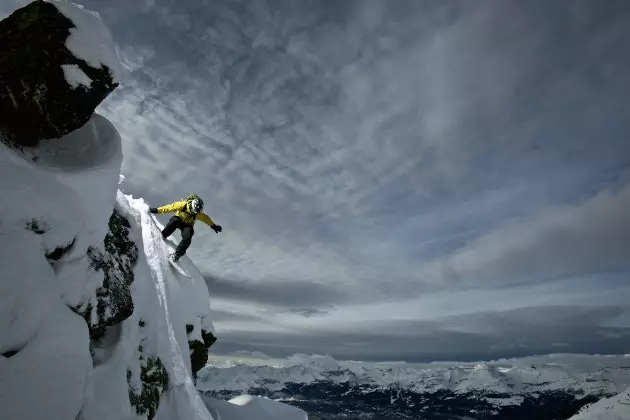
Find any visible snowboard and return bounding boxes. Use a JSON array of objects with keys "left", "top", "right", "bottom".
[
  {"left": 148, "top": 212, "right": 191, "bottom": 277},
  {"left": 168, "top": 256, "right": 190, "bottom": 277}
]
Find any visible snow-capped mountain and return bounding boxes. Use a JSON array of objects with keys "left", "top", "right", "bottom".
[
  {"left": 569, "top": 386, "right": 630, "bottom": 420},
  {"left": 198, "top": 354, "right": 630, "bottom": 419},
  {"left": 0, "top": 1, "right": 305, "bottom": 419}
]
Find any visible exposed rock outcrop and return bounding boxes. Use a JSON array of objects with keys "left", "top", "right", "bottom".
[
  {"left": 0, "top": 0, "right": 120, "bottom": 147},
  {"left": 127, "top": 319, "right": 169, "bottom": 420},
  {"left": 75, "top": 208, "right": 138, "bottom": 342},
  {"left": 187, "top": 323, "right": 218, "bottom": 380}
]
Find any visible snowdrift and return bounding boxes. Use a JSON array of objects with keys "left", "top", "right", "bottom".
[{"left": 0, "top": 2, "right": 308, "bottom": 419}]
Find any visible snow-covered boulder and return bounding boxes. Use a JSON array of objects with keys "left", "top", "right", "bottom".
[{"left": 0, "top": 0, "right": 121, "bottom": 147}]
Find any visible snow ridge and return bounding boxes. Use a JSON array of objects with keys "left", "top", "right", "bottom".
[{"left": 198, "top": 354, "right": 630, "bottom": 408}]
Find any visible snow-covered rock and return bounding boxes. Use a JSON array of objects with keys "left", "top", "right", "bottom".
[{"left": 0, "top": 0, "right": 120, "bottom": 146}]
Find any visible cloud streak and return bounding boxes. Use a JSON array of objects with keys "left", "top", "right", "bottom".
[
  {"left": 204, "top": 273, "right": 348, "bottom": 310},
  {"left": 415, "top": 183, "right": 630, "bottom": 289},
  {"left": 210, "top": 304, "right": 630, "bottom": 362}
]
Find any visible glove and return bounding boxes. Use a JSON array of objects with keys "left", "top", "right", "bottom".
[
  {"left": 149, "top": 207, "right": 158, "bottom": 214},
  {"left": 211, "top": 224, "right": 222, "bottom": 233}
]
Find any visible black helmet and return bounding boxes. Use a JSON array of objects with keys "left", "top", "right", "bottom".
[{"left": 190, "top": 197, "right": 203, "bottom": 213}]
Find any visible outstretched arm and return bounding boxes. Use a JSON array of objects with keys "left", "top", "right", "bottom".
[
  {"left": 198, "top": 212, "right": 222, "bottom": 233},
  {"left": 149, "top": 200, "right": 187, "bottom": 214}
]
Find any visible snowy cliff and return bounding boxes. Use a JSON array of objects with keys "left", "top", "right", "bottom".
[
  {"left": 0, "top": 118, "right": 305, "bottom": 419},
  {"left": 0, "top": 60, "right": 214, "bottom": 420},
  {"left": 0, "top": 1, "right": 307, "bottom": 420}
]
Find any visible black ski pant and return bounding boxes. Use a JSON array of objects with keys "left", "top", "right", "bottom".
[{"left": 161, "top": 216, "right": 194, "bottom": 257}]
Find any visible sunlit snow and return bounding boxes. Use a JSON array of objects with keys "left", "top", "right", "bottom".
[{"left": 50, "top": 0, "right": 124, "bottom": 83}]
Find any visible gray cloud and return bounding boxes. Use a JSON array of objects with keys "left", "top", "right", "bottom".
[
  {"left": 413, "top": 183, "right": 630, "bottom": 289},
  {"left": 287, "top": 308, "right": 329, "bottom": 318},
  {"left": 211, "top": 305, "right": 630, "bottom": 362},
  {"left": 5, "top": 0, "right": 628, "bottom": 361},
  {"left": 208, "top": 308, "right": 264, "bottom": 323},
  {"left": 204, "top": 273, "right": 348, "bottom": 311}
]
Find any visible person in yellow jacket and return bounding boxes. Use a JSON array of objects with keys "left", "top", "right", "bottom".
[{"left": 149, "top": 194, "right": 222, "bottom": 262}]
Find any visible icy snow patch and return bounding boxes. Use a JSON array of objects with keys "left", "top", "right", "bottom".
[
  {"left": 49, "top": 0, "right": 123, "bottom": 83},
  {"left": 61, "top": 63, "right": 92, "bottom": 88},
  {"left": 202, "top": 395, "right": 308, "bottom": 420}
]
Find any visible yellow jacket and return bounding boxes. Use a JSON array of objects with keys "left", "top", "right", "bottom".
[{"left": 156, "top": 200, "right": 217, "bottom": 226}]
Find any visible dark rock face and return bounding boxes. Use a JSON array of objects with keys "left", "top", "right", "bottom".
[
  {"left": 189, "top": 340, "right": 209, "bottom": 380},
  {"left": 127, "top": 357, "right": 169, "bottom": 420},
  {"left": 75, "top": 208, "right": 138, "bottom": 341},
  {"left": 202, "top": 329, "right": 218, "bottom": 349},
  {"left": 0, "top": 0, "right": 119, "bottom": 147},
  {"left": 128, "top": 323, "right": 169, "bottom": 420},
  {"left": 187, "top": 323, "right": 218, "bottom": 380}
]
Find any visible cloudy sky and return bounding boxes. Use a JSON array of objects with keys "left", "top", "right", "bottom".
[{"left": 4, "top": 0, "right": 630, "bottom": 362}]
